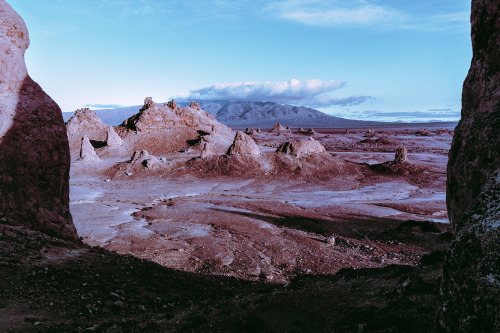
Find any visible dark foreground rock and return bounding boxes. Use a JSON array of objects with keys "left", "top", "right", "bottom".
[
  {"left": 440, "top": 0, "right": 500, "bottom": 331},
  {"left": 0, "top": 0, "right": 77, "bottom": 240},
  {"left": 0, "top": 223, "right": 448, "bottom": 332}
]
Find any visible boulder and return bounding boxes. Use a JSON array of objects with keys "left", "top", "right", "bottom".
[
  {"left": 78, "top": 135, "right": 99, "bottom": 162},
  {"left": 438, "top": 0, "right": 500, "bottom": 331},
  {"left": 276, "top": 138, "right": 326, "bottom": 158},
  {"left": 129, "top": 150, "right": 158, "bottom": 169},
  {"left": 227, "top": 131, "right": 260, "bottom": 156},
  {"left": 167, "top": 99, "right": 177, "bottom": 109},
  {"left": 394, "top": 147, "right": 408, "bottom": 163},
  {"left": 106, "top": 125, "right": 123, "bottom": 147},
  {"left": 305, "top": 128, "right": 317, "bottom": 135},
  {"left": 0, "top": 0, "right": 77, "bottom": 239}
]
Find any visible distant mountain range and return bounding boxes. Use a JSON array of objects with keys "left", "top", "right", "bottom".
[{"left": 61, "top": 100, "right": 429, "bottom": 128}]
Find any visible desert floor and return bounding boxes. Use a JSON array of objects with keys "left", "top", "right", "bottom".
[{"left": 70, "top": 125, "right": 454, "bottom": 283}]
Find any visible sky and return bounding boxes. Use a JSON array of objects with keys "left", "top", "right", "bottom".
[{"left": 9, "top": 0, "right": 472, "bottom": 122}]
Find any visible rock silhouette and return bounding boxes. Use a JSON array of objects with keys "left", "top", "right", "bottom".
[{"left": 439, "top": 0, "right": 500, "bottom": 331}]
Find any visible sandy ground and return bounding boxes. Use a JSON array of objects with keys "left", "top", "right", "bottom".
[{"left": 70, "top": 126, "right": 452, "bottom": 283}]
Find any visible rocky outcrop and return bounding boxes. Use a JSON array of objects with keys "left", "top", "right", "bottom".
[
  {"left": 227, "top": 131, "right": 260, "bottom": 156},
  {"left": 276, "top": 138, "right": 326, "bottom": 158},
  {"left": 269, "top": 123, "right": 290, "bottom": 132},
  {"left": 66, "top": 108, "right": 108, "bottom": 157},
  {"left": 129, "top": 150, "right": 158, "bottom": 169},
  {"left": 200, "top": 142, "right": 214, "bottom": 159},
  {"left": 190, "top": 101, "right": 200, "bottom": 109},
  {"left": 305, "top": 128, "right": 316, "bottom": 135},
  {"left": 121, "top": 97, "right": 234, "bottom": 155},
  {"left": 0, "top": 0, "right": 77, "bottom": 239},
  {"left": 106, "top": 125, "right": 123, "bottom": 147},
  {"left": 394, "top": 147, "right": 408, "bottom": 163},
  {"left": 78, "top": 136, "right": 99, "bottom": 162},
  {"left": 439, "top": 0, "right": 500, "bottom": 331}
]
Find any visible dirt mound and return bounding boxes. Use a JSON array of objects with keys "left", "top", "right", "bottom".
[
  {"left": 276, "top": 138, "right": 326, "bottom": 158},
  {"left": 185, "top": 152, "right": 361, "bottom": 180},
  {"left": 227, "top": 131, "right": 260, "bottom": 155},
  {"left": 120, "top": 98, "right": 235, "bottom": 156}
]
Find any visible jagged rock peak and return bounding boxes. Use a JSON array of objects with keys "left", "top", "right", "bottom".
[
  {"left": 394, "top": 147, "right": 408, "bottom": 163},
  {"left": 142, "top": 97, "right": 156, "bottom": 110},
  {"left": 227, "top": 131, "right": 260, "bottom": 156},
  {"left": 276, "top": 137, "right": 326, "bottom": 158},
  {"left": 0, "top": 0, "right": 77, "bottom": 240},
  {"left": 269, "top": 123, "right": 289, "bottom": 132},
  {"left": 190, "top": 101, "right": 200, "bottom": 109},
  {"left": 78, "top": 135, "right": 99, "bottom": 162},
  {"left": 106, "top": 125, "right": 122, "bottom": 147},
  {"left": 167, "top": 99, "right": 177, "bottom": 109}
]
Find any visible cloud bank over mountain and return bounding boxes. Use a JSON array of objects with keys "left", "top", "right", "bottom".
[{"left": 185, "top": 79, "right": 374, "bottom": 108}]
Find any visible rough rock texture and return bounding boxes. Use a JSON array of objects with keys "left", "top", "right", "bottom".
[
  {"left": 78, "top": 135, "right": 99, "bottom": 162},
  {"left": 129, "top": 150, "right": 158, "bottom": 169},
  {"left": 122, "top": 97, "right": 234, "bottom": 155},
  {"left": 438, "top": 172, "right": 500, "bottom": 332},
  {"left": 200, "top": 142, "right": 214, "bottom": 159},
  {"left": 447, "top": 0, "right": 500, "bottom": 229},
  {"left": 0, "top": 0, "right": 77, "bottom": 240},
  {"left": 276, "top": 138, "right": 326, "bottom": 158},
  {"left": 227, "top": 131, "right": 260, "bottom": 156},
  {"left": 106, "top": 125, "right": 123, "bottom": 147},
  {"left": 66, "top": 108, "right": 108, "bottom": 158},
  {"left": 439, "top": 0, "right": 500, "bottom": 331},
  {"left": 305, "top": 128, "right": 316, "bottom": 135},
  {"left": 269, "top": 123, "right": 290, "bottom": 132},
  {"left": 394, "top": 147, "right": 408, "bottom": 163}
]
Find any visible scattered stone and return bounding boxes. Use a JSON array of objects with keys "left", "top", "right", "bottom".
[
  {"left": 227, "top": 131, "right": 260, "bottom": 156},
  {"left": 106, "top": 125, "right": 123, "bottom": 147},
  {"left": 189, "top": 101, "right": 200, "bottom": 109},
  {"left": 269, "top": 123, "right": 290, "bottom": 132},
  {"left": 78, "top": 136, "right": 99, "bottom": 162}
]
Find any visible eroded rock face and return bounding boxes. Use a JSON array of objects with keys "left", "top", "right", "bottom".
[
  {"left": 0, "top": 0, "right": 77, "bottom": 240},
  {"left": 66, "top": 108, "right": 108, "bottom": 157},
  {"left": 447, "top": 0, "right": 500, "bottom": 230},
  {"left": 227, "top": 131, "right": 260, "bottom": 156},
  {"left": 439, "top": 0, "right": 500, "bottom": 331},
  {"left": 276, "top": 138, "right": 326, "bottom": 158},
  {"left": 122, "top": 97, "right": 234, "bottom": 155}
]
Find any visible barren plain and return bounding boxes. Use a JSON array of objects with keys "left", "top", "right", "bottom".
[{"left": 70, "top": 124, "right": 454, "bottom": 284}]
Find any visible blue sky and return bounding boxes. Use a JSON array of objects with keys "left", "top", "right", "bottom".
[{"left": 9, "top": 0, "right": 471, "bottom": 122}]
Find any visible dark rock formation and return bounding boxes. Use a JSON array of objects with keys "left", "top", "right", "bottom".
[
  {"left": 447, "top": 0, "right": 500, "bottom": 229},
  {"left": 394, "top": 147, "right": 408, "bottom": 163},
  {"left": 439, "top": 0, "right": 500, "bottom": 331},
  {"left": 0, "top": 0, "right": 77, "bottom": 240}
]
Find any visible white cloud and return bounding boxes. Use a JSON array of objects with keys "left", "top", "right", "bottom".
[
  {"left": 265, "top": 0, "right": 469, "bottom": 31},
  {"left": 185, "top": 79, "right": 373, "bottom": 107}
]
